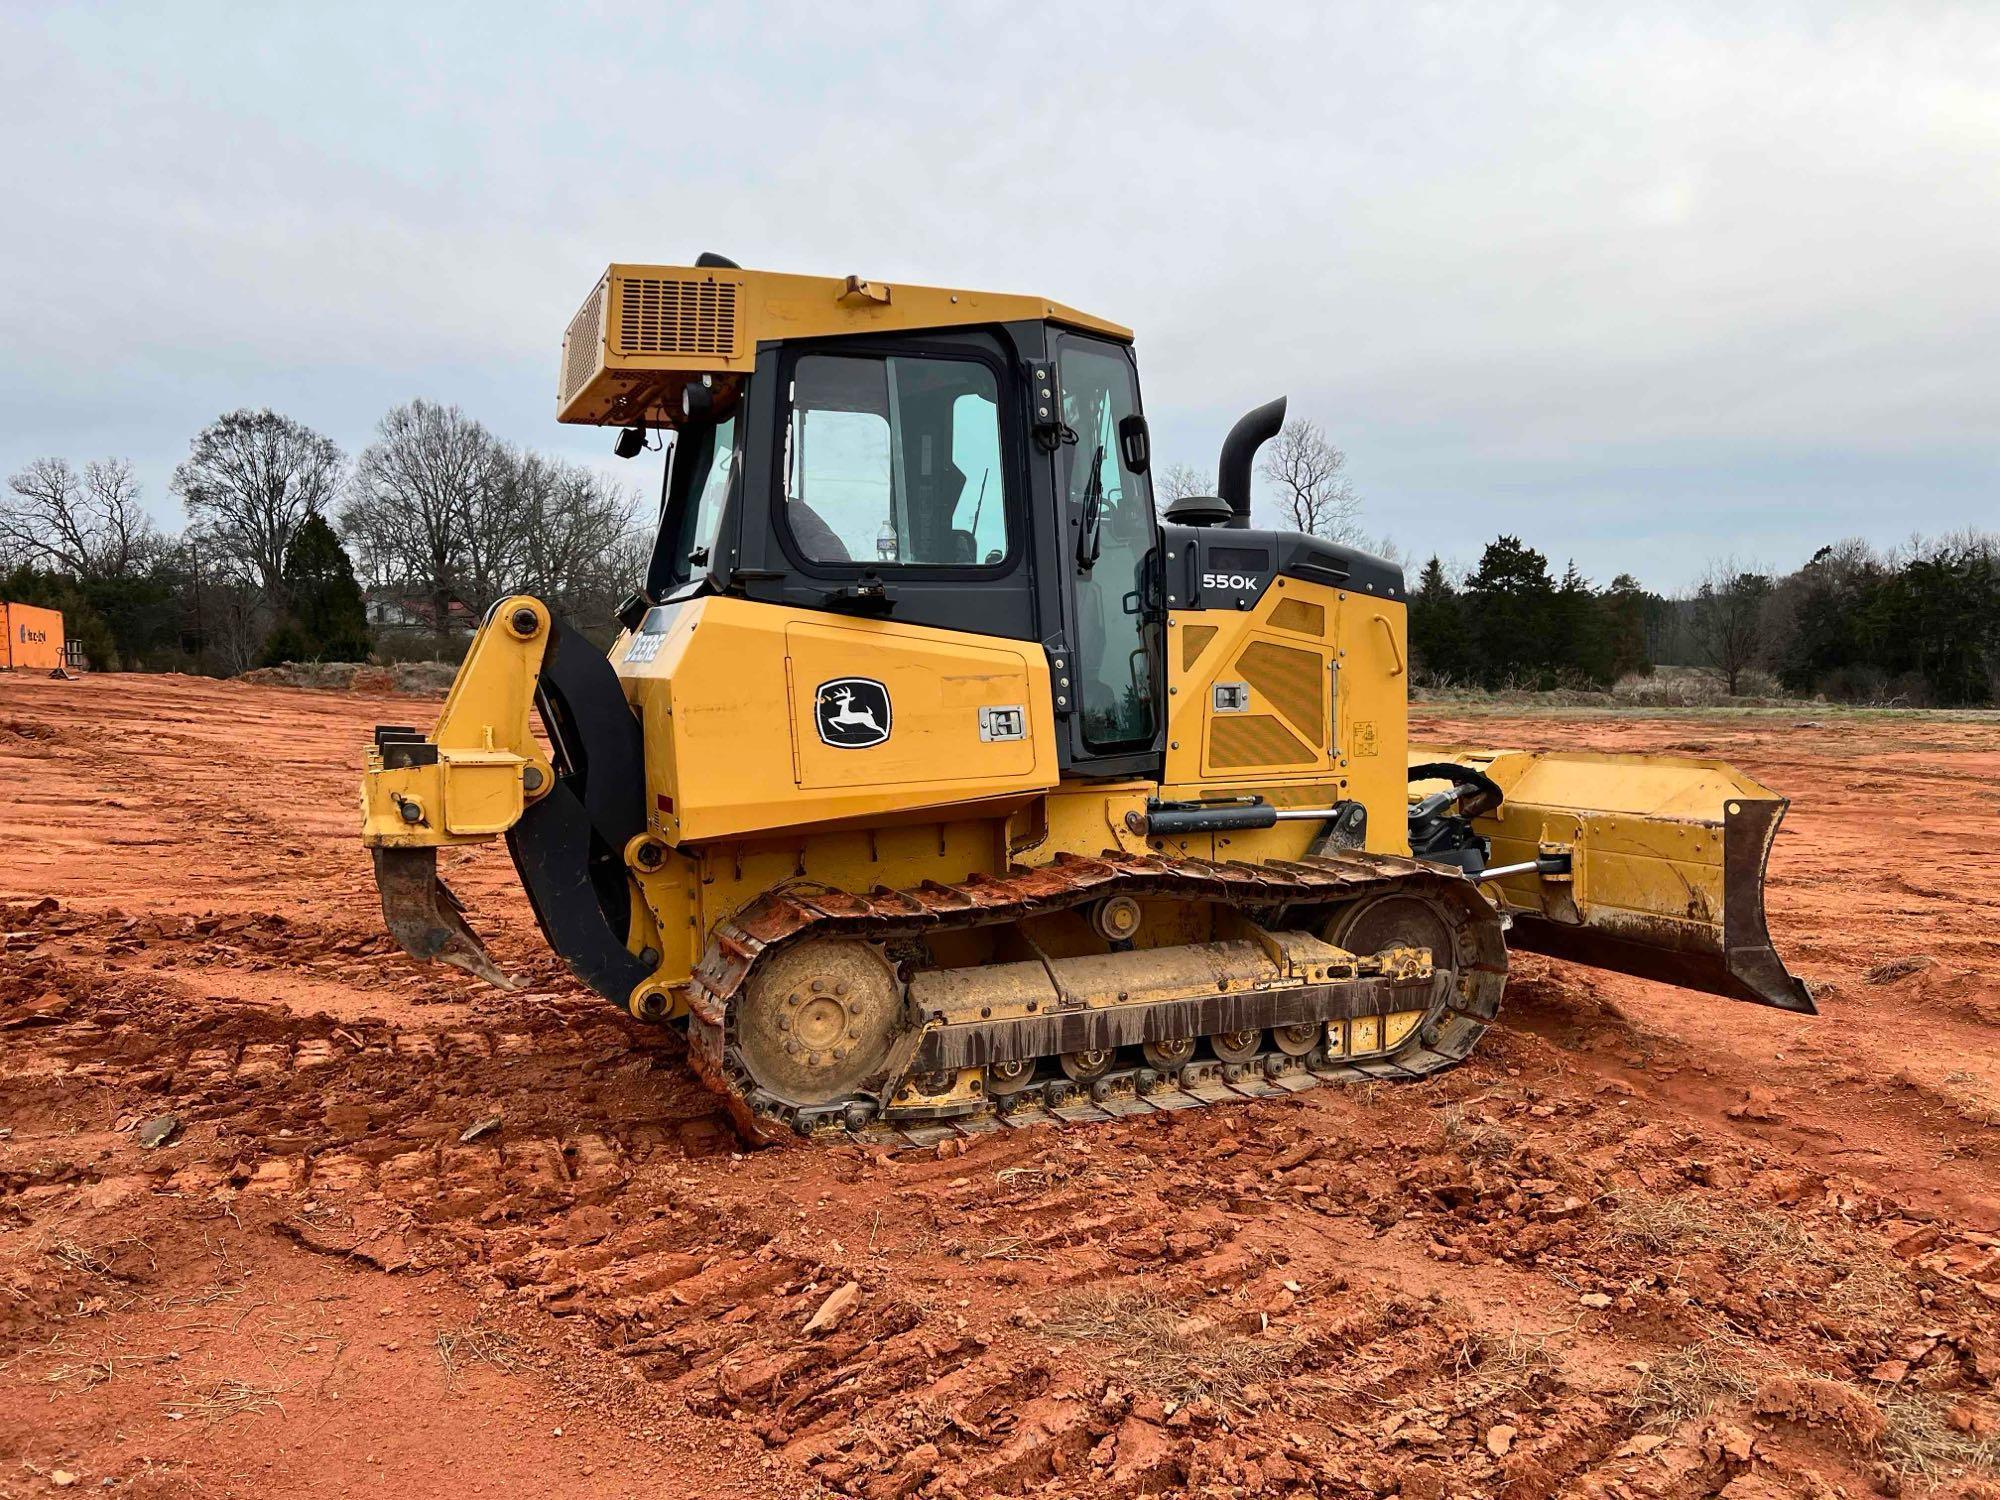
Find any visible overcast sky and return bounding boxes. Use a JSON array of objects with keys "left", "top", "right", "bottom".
[{"left": 3, "top": 2, "right": 1994, "bottom": 589}]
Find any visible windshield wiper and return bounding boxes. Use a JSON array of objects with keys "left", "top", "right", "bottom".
[{"left": 1075, "top": 444, "right": 1104, "bottom": 570}]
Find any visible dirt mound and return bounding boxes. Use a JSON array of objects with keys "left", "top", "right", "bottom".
[
  {"left": 0, "top": 715, "right": 76, "bottom": 751},
  {"left": 1868, "top": 958, "right": 2000, "bottom": 1025},
  {"left": 238, "top": 659, "right": 459, "bottom": 695}
]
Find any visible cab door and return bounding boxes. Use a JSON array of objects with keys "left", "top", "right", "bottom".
[{"left": 1047, "top": 331, "right": 1164, "bottom": 778}]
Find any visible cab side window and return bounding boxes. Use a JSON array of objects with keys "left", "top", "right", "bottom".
[{"left": 784, "top": 354, "right": 1009, "bottom": 567}]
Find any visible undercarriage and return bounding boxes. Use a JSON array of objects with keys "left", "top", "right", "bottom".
[{"left": 687, "top": 849, "right": 1506, "bottom": 1143}]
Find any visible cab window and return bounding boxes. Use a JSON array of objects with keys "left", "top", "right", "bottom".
[
  {"left": 1057, "top": 337, "right": 1157, "bottom": 749},
  {"left": 647, "top": 408, "right": 738, "bottom": 595},
  {"left": 783, "top": 354, "right": 1008, "bottom": 567}
]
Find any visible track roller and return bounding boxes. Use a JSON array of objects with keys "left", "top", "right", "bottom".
[
  {"left": 1271, "top": 1021, "right": 1319, "bottom": 1057},
  {"left": 1060, "top": 1049, "right": 1113, "bottom": 1082},
  {"left": 1211, "top": 1029, "right": 1263, "bottom": 1063}
]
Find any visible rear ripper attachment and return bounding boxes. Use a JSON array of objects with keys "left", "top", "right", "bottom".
[
  {"left": 686, "top": 850, "right": 1506, "bottom": 1145},
  {"left": 362, "top": 598, "right": 652, "bottom": 1006}
]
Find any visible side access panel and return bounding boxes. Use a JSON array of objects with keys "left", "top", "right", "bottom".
[
  {"left": 617, "top": 596, "right": 1060, "bottom": 843},
  {"left": 785, "top": 619, "right": 1042, "bottom": 791},
  {"left": 1411, "top": 748, "right": 1812, "bottom": 1014}
]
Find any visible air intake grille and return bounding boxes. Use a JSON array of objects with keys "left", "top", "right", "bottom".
[
  {"left": 1238, "top": 641, "right": 1325, "bottom": 741},
  {"left": 562, "top": 279, "right": 607, "bottom": 406},
  {"left": 1180, "top": 624, "right": 1217, "bottom": 671},
  {"left": 618, "top": 277, "right": 740, "bottom": 357},
  {"left": 1268, "top": 597, "right": 1326, "bottom": 638},
  {"left": 1209, "top": 714, "right": 1315, "bottom": 769}
]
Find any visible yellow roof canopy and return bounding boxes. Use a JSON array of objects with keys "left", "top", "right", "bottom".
[{"left": 558, "top": 263, "right": 1130, "bottom": 426}]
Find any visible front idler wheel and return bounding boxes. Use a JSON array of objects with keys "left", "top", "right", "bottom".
[{"left": 1329, "top": 893, "right": 1457, "bottom": 974}]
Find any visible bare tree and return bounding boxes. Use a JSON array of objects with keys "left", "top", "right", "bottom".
[
  {"left": 1689, "top": 560, "right": 1774, "bottom": 695},
  {"left": 501, "top": 452, "right": 644, "bottom": 622},
  {"left": 1258, "top": 419, "right": 1361, "bottom": 542},
  {"left": 340, "top": 401, "right": 508, "bottom": 624},
  {"left": 1155, "top": 463, "right": 1215, "bottom": 516},
  {"left": 2, "top": 456, "right": 159, "bottom": 578},
  {"left": 171, "top": 410, "right": 344, "bottom": 607}
]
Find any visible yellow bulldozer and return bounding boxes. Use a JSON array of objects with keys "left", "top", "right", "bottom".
[{"left": 360, "top": 255, "right": 1810, "bottom": 1144}]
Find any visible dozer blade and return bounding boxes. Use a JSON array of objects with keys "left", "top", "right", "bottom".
[
  {"left": 371, "top": 846, "right": 516, "bottom": 991},
  {"left": 1412, "top": 749, "right": 1813, "bottom": 1014}
]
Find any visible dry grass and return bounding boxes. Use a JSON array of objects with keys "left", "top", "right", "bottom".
[
  {"left": 1608, "top": 1190, "right": 1915, "bottom": 1320},
  {"left": 992, "top": 1155, "right": 1106, "bottom": 1195},
  {"left": 165, "top": 1377, "right": 290, "bottom": 1422},
  {"left": 971, "top": 1234, "right": 1048, "bottom": 1263},
  {"left": 1624, "top": 1347, "right": 1999, "bottom": 1482},
  {"left": 1866, "top": 956, "right": 1935, "bottom": 985},
  {"left": 1044, "top": 1286, "right": 1305, "bottom": 1410},
  {"left": 1879, "top": 1391, "right": 2000, "bottom": 1482},
  {"left": 42, "top": 1231, "right": 156, "bottom": 1284},
  {"left": 1438, "top": 1103, "right": 1520, "bottom": 1161},
  {"left": 1824, "top": 1255, "right": 1919, "bottom": 1320},
  {"left": 27, "top": 1333, "right": 179, "bottom": 1395},
  {"left": 1610, "top": 1193, "right": 1819, "bottom": 1261},
  {"left": 1452, "top": 1324, "right": 1560, "bottom": 1408},
  {"left": 433, "top": 1324, "right": 526, "bottom": 1393},
  {"left": 1624, "top": 1340, "right": 1758, "bottom": 1429}
]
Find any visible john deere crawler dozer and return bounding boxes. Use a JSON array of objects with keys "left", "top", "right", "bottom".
[{"left": 361, "top": 256, "right": 1810, "bottom": 1144}]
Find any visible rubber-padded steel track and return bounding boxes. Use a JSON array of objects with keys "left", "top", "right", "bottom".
[{"left": 687, "top": 848, "right": 1508, "bottom": 1144}]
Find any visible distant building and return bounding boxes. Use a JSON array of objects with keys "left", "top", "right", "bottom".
[{"left": 364, "top": 588, "right": 477, "bottom": 632}]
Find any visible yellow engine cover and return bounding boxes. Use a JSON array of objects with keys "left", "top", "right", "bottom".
[
  {"left": 616, "top": 597, "right": 1059, "bottom": 843},
  {"left": 1162, "top": 577, "right": 1409, "bottom": 845}
]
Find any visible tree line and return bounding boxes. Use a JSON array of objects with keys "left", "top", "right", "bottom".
[
  {"left": 1155, "top": 421, "right": 1997, "bottom": 709},
  {"left": 10, "top": 403, "right": 1995, "bottom": 707},
  {"left": 1408, "top": 532, "right": 2000, "bottom": 706},
  {"left": 1, "top": 403, "right": 642, "bottom": 672}
]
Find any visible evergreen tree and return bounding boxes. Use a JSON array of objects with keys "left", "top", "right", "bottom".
[
  {"left": 1599, "top": 573, "right": 1652, "bottom": 680},
  {"left": 1548, "top": 561, "right": 1616, "bottom": 686},
  {"left": 1777, "top": 542, "right": 1879, "bottom": 695},
  {"left": 1864, "top": 541, "right": 1998, "bottom": 705},
  {"left": 1408, "top": 556, "right": 1473, "bottom": 683},
  {"left": 1461, "top": 536, "right": 1556, "bottom": 688},
  {"left": 259, "top": 514, "right": 371, "bottom": 665}
]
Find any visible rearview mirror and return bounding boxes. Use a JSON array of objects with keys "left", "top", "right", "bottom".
[{"left": 1117, "top": 414, "right": 1150, "bottom": 475}]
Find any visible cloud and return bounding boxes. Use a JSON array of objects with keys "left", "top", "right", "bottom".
[{"left": 2, "top": 1, "right": 1993, "bottom": 590}]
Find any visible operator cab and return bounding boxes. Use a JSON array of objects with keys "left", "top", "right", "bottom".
[{"left": 638, "top": 317, "right": 1165, "bottom": 779}]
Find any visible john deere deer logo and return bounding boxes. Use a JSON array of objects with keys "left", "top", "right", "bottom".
[{"left": 815, "top": 678, "right": 891, "bottom": 749}]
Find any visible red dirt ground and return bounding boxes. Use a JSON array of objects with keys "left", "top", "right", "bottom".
[{"left": 2, "top": 672, "right": 1997, "bottom": 1499}]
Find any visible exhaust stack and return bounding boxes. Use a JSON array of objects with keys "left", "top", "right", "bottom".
[{"left": 1216, "top": 396, "right": 1287, "bottom": 529}]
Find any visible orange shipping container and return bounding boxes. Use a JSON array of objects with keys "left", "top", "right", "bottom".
[{"left": 1, "top": 602, "right": 65, "bottom": 671}]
